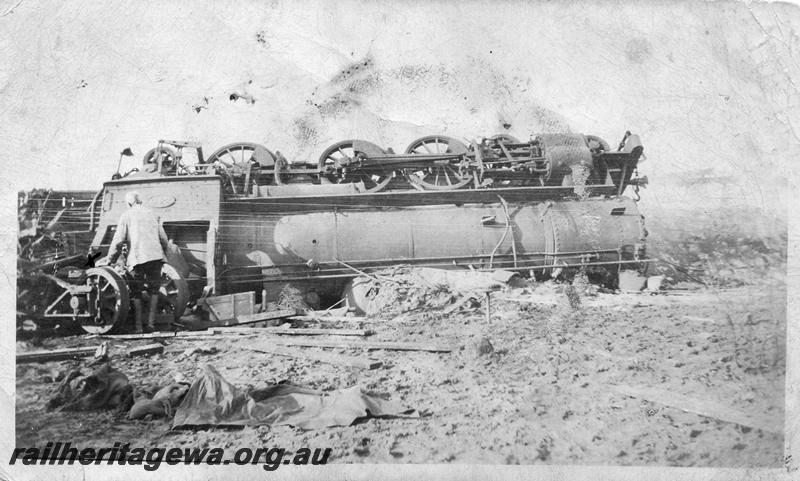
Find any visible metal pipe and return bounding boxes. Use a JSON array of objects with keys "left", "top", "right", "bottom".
[
  {"left": 219, "top": 258, "right": 654, "bottom": 285},
  {"left": 215, "top": 248, "right": 624, "bottom": 277}
]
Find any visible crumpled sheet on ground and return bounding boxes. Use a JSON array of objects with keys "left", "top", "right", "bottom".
[
  {"left": 47, "top": 363, "right": 133, "bottom": 411},
  {"left": 128, "top": 382, "right": 190, "bottom": 420},
  {"left": 172, "top": 364, "right": 413, "bottom": 430}
]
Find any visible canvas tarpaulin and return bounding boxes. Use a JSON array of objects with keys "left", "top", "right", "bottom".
[{"left": 172, "top": 364, "right": 412, "bottom": 430}]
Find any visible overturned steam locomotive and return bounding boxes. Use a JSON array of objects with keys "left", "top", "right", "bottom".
[{"left": 17, "top": 131, "right": 649, "bottom": 334}]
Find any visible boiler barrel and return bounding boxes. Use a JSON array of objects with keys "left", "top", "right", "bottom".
[{"left": 217, "top": 196, "right": 645, "bottom": 291}]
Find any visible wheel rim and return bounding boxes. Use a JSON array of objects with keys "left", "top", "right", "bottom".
[
  {"left": 206, "top": 142, "right": 275, "bottom": 167},
  {"left": 142, "top": 147, "right": 177, "bottom": 172},
  {"left": 489, "top": 134, "right": 520, "bottom": 144},
  {"left": 404, "top": 135, "right": 469, "bottom": 155},
  {"left": 158, "top": 264, "right": 189, "bottom": 322},
  {"left": 318, "top": 140, "right": 392, "bottom": 193},
  {"left": 83, "top": 267, "right": 129, "bottom": 334},
  {"left": 403, "top": 135, "right": 472, "bottom": 190}
]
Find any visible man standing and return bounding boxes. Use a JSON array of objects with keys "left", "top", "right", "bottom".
[{"left": 104, "top": 191, "right": 170, "bottom": 333}]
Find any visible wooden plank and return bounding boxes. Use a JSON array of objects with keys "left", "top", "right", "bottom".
[
  {"left": 610, "top": 384, "right": 782, "bottom": 434},
  {"left": 208, "top": 327, "right": 372, "bottom": 337},
  {"left": 234, "top": 309, "right": 297, "bottom": 325},
  {"left": 99, "top": 331, "right": 211, "bottom": 340},
  {"left": 443, "top": 295, "right": 477, "bottom": 315},
  {"left": 17, "top": 346, "right": 98, "bottom": 363},
  {"left": 128, "top": 343, "right": 164, "bottom": 357},
  {"left": 244, "top": 344, "right": 382, "bottom": 370},
  {"left": 289, "top": 315, "right": 375, "bottom": 322},
  {"left": 271, "top": 338, "right": 452, "bottom": 353}
]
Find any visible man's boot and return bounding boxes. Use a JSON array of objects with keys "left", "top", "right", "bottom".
[
  {"left": 147, "top": 293, "right": 159, "bottom": 332},
  {"left": 132, "top": 299, "right": 144, "bottom": 334}
]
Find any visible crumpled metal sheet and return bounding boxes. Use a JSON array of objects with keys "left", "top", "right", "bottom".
[{"left": 172, "top": 364, "right": 411, "bottom": 430}]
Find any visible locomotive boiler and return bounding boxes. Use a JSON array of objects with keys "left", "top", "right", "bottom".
[{"left": 17, "top": 131, "right": 648, "bottom": 334}]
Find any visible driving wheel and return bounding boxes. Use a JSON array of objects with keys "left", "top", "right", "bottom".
[
  {"left": 206, "top": 142, "right": 276, "bottom": 167},
  {"left": 318, "top": 139, "right": 393, "bottom": 193},
  {"left": 402, "top": 135, "right": 472, "bottom": 190},
  {"left": 82, "top": 267, "right": 129, "bottom": 334}
]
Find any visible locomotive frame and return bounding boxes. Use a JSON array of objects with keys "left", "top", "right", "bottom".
[{"left": 17, "top": 131, "right": 649, "bottom": 334}]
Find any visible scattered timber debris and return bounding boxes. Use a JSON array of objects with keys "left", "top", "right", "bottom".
[
  {"left": 208, "top": 326, "right": 372, "bottom": 337},
  {"left": 17, "top": 346, "right": 98, "bottom": 364},
  {"left": 442, "top": 294, "right": 480, "bottom": 315},
  {"left": 128, "top": 343, "right": 164, "bottom": 357},
  {"left": 244, "top": 345, "right": 382, "bottom": 370},
  {"left": 234, "top": 309, "right": 298, "bottom": 325},
  {"left": 345, "top": 267, "right": 515, "bottom": 317},
  {"left": 290, "top": 315, "right": 368, "bottom": 322},
  {"left": 98, "top": 331, "right": 211, "bottom": 340},
  {"left": 270, "top": 338, "right": 453, "bottom": 353}
]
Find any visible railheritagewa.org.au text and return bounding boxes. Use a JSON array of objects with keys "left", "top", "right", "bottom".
[{"left": 10, "top": 442, "right": 331, "bottom": 471}]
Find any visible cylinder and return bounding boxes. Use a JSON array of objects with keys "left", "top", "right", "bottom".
[{"left": 537, "top": 133, "right": 593, "bottom": 186}]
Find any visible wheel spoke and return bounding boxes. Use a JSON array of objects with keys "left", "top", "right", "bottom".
[
  {"left": 319, "top": 140, "right": 389, "bottom": 192},
  {"left": 403, "top": 135, "right": 472, "bottom": 191}
]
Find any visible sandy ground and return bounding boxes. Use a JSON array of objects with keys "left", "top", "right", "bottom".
[{"left": 15, "top": 275, "right": 786, "bottom": 467}]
